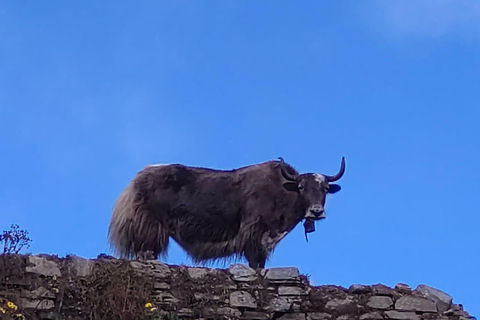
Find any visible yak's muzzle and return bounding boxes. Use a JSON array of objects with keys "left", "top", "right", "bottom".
[{"left": 305, "top": 205, "right": 326, "bottom": 220}]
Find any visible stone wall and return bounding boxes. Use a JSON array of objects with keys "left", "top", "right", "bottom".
[{"left": 0, "top": 254, "right": 475, "bottom": 320}]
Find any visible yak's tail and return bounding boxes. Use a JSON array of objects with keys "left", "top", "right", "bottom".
[{"left": 108, "top": 179, "right": 169, "bottom": 259}]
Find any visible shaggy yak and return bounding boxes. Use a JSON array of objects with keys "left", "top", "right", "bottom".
[{"left": 108, "top": 157, "right": 345, "bottom": 268}]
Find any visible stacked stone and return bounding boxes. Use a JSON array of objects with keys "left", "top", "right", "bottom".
[{"left": 0, "top": 254, "right": 475, "bottom": 320}]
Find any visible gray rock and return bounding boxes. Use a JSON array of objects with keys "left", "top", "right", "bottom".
[
  {"left": 349, "top": 284, "right": 370, "bottom": 294},
  {"left": 278, "top": 314, "right": 306, "bottom": 320},
  {"left": 338, "top": 316, "right": 357, "bottom": 320},
  {"left": 241, "top": 311, "right": 271, "bottom": 319},
  {"left": 360, "top": 312, "right": 384, "bottom": 320},
  {"left": 307, "top": 313, "right": 332, "bottom": 320},
  {"left": 372, "top": 284, "right": 395, "bottom": 296},
  {"left": 416, "top": 284, "right": 452, "bottom": 312},
  {"left": 155, "top": 292, "right": 178, "bottom": 304},
  {"left": 188, "top": 267, "right": 208, "bottom": 279},
  {"left": 215, "top": 283, "right": 238, "bottom": 291},
  {"left": 26, "top": 256, "right": 61, "bottom": 277},
  {"left": 30, "top": 287, "right": 55, "bottom": 299},
  {"left": 177, "top": 308, "right": 193, "bottom": 316},
  {"left": 278, "top": 286, "right": 308, "bottom": 296},
  {"left": 216, "top": 307, "right": 242, "bottom": 318},
  {"left": 37, "top": 311, "right": 56, "bottom": 319},
  {"left": 395, "top": 296, "right": 437, "bottom": 313},
  {"left": 129, "top": 260, "right": 146, "bottom": 269},
  {"left": 270, "top": 297, "right": 291, "bottom": 312},
  {"left": 20, "top": 299, "right": 55, "bottom": 310},
  {"left": 150, "top": 261, "right": 172, "bottom": 278},
  {"left": 131, "top": 260, "right": 171, "bottom": 277},
  {"left": 194, "top": 293, "right": 221, "bottom": 301},
  {"left": 154, "top": 282, "right": 170, "bottom": 290},
  {"left": 366, "top": 296, "right": 393, "bottom": 309},
  {"left": 285, "top": 296, "right": 303, "bottom": 305},
  {"left": 325, "top": 297, "right": 355, "bottom": 310},
  {"left": 8, "top": 277, "right": 30, "bottom": 286},
  {"left": 265, "top": 267, "right": 300, "bottom": 283},
  {"left": 70, "top": 255, "right": 94, "bottom": 277},
  {"left": 290, "top": 301, "right": 302, "bottom": 312},
  {"left": 229, "top": 264, "right": 258, "bottom": 282},
  {"left": 443, "top": 305, "right": 474, "bottom": 318},
  {"left": 384, "top": 311, "right": 421, "bottom": 320},
  {"left": 230, "top": 291, "right": 257, "bottom": 309},
  {"left": 395, "top": 283, "right": 412, "bottom": 293}
]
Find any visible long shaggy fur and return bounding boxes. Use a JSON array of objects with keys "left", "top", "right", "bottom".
[{"left": 108, "top": 180, "right": 169, "bottom": 259}]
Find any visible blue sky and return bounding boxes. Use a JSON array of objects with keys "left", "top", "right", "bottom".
[{"left": 1, "top": 1, "right": 479, "bottom": 315}]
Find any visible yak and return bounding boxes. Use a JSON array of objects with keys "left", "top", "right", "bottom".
[{"left": 108, "top": 157, "right": 345, "bottom": 268}]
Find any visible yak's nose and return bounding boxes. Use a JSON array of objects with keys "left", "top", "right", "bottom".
[{"left": 307, "top": 205, "right": 326, "bottom": 219}]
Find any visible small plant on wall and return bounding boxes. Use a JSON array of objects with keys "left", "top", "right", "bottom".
[{"left": 0, "top": 224, "right": 32, "bottom": 254}]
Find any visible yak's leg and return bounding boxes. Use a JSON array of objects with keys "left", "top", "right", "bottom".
[
  {"left": 134, "top": 233, "right": 170, "bottom": 261},
  {"left": 244, "top": 246, "right": 267, "bottom": 269},
  {"left": 135, "top": 250, "right": 156, "bottom": 261}
]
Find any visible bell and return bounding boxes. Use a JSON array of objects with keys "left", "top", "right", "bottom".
[{"left": 304, "top": 219, "right": 316, "bottom": 233}]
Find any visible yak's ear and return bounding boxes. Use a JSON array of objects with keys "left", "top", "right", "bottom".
[
  {"left": 328, "top": 184, "right": 341, "bottom": 194},
  {"left": 283, "top": 182, "right": 299, "bottom": 192}
]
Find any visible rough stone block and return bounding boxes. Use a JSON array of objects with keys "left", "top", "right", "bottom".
[
  {"left": 154, "top": 282, "right": 170, "bottom": 290},
  {"left": 21, "top": 298, "right": 55, "bottom": 310},
  {"left": 307, "top": 313, "right": 332, "bottom": 320},
  {"left": 349, "top": 284, "right": 370, "bottom": 294},
  {"left": 230, "top": 291, "right": 257, "bottom": 309},
  {"left": 395, "top": 296, "right": 437, "bottom": 313},
  {"left": 277, "top": 313, "right": 306, "bottom": 320},
  {"left": 70, "top": 255, "right": 94, "bottom": 277},
  {"left": 422, "top": 315, "right": 450, "bottom": 320},
  {"left": 26, "top": 256, "right": 61, "bottom": 277},
  {"left": 129, "top": 260, "right": 147, "bottom": 269},
  {"left": 395, "top": 283, "right": 412, "bottom": 294},
  {"left": 325, "top": 297, "right": 355, "bottom": 310},
  {"left": 194, "top": 292, "right": 221, "bottom": 301},
  {"left": 372, "top": 284, "right": 395, "bottom": 296},
  {"left": 150, "top": 261, "right": 172, "bottom": 278},
  {"left": 155, "top": 292, "right": 178, "bottom": 304},
  {"left": 265, "top": 267, "right": 300, "bottom": 283},
  {"left": 285, "top": 296, "right": 303, "bottom": 304},
  {"left": 270, "top": 297, "right": 291, "bottom": 312},
  {"left": 415, "top": 284, "right": 452, "bottom": 312},
  {"left": 366, "top": 296, "right": 393, "bottom": 309},
  {"left": 37, "top": 311, "right": 56, "bottom": 319},
  {"left": 188, "top": 267, "right": 208, "bottom": 279},
  {"left": 278, "top": 286, "right": 308, "bottom": 296},
  {"left": 229, "top": 264, "right": 258, "bottom": 282},
  {"left": 385, "top": 311, "right": 421, "bottom": 320},
  {"left": 216, "top": 307, "right": 242, "bottom": 318},
  {"left": 241, "top": 311, "right": 271, "bottom": 319},
  {"left": 177, "top": 308, "right": 194, "bottom": 317},
  {"left": 360, "top": 312, "right": 384, "bottom": 320},
  {"left": 30, "top": 287, "right": 55, "bottom": 299}
]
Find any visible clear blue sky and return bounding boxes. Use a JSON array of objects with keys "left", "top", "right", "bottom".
[{"left": 1, "top": 1, "right": 478, "bottom": 315}]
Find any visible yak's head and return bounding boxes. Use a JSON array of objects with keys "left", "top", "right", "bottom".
[{"left": 279, "top": 157, "right": 345, "bottom": 221}]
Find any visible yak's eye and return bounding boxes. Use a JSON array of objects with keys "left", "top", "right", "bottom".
[{"left": 298, "top": 185, "right": 304, "bottom": 191}]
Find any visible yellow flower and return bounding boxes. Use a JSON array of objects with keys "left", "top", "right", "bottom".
[
  {"left": 150, "top": 307, "right": 157, "bottom": 312},
  {"left": 0, "top": 307, "right": 6, "bottom": 313},
  {"left": 6, "top": 301, "right": 18, "bottom": 310},
  {"left": 15, "top": 314, "right": 25, "bottom": 319},
  {"left": 145, "top": 302, "right": 153, "bottom": 308}
]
